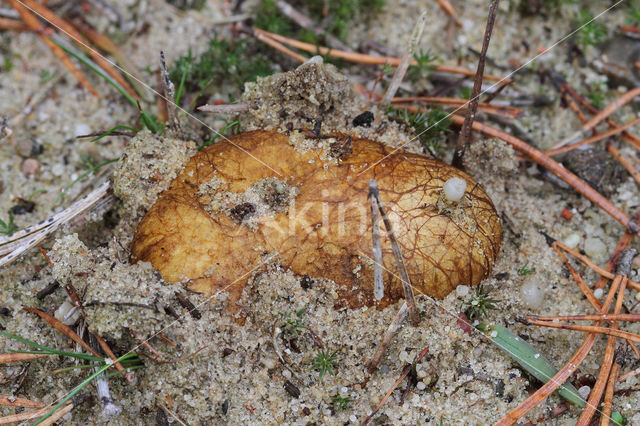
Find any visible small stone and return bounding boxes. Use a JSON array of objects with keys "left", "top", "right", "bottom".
[
  {"left": 16, "top": 138, "right": 42, "bottom": 157},
  {"left": 563, "top": 233, "right": 581, "bottom": 249},
  {"left": 594, "top": 288, "right": 604, "bottom": 299},
  {"left": 456, "top": 285, "right": 470, "bottom": 298},
  {"left": 520, "top": 277, "right": 545, "bottom": 309},
  {"left": 584, "top": 237, "right": 607, "bottom": 261},
  {"left": 352, "top": 111, "right": 374, "bottom": 127},
  {"left": 416, "top": 381, "right": 426, "bottom": 390},
  {"left": 578, "top": 385, "right": 591, "bottom": 399},
  {"left": 74, "top": 123, "right": 91, "bottom": 137},
  {"left": 22, "top": 158, "right": 39, "bottom": 177}
]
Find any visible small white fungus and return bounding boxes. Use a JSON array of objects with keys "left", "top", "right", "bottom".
[{"left": 443, "top": 177, "right": 467, "bottom": 203}]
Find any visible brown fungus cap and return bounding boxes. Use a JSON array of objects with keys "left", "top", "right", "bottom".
[{"left": 131, "top": 130, "right": 502, "bottom": 310}]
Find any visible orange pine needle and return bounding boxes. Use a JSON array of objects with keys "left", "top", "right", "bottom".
[
  {"left": 450, "top": 115, "right": 640, "bottom": 237},
  {"left": 0, "top": 353, "right": 49, "bottom": 364},
  {"left": 529, "top": 313, "right": 640, "bottom": 322},
  {"left": 23, "top": 307, "right": 102, "bottom": 359},
  {"left": 601, "top": 349, "right": 624, "bottom": 426},
  {"left": 391, "top": 96, "right": 523, "bottom": 119},
  {"left": 526, "top": 320, "right": 640, "bottom": 344},
  {"left": 0, "top": 395, "right": 43, "bottom": 408},
  {"left": 19, "top": 0, "right": 137, "bottom": 99},
  {"left": 582, "top": 87, "right": 640, "bottom": 134},
  {"left": 93, "top": 332, "right": 132, "bottom": 383},
  {"left": 545, "top": 117, "right": 640, "bottom": 156},
  {"left": 130, "top": 328, "right": 164, "bottom": 361},
  {"left": 0, "top": 17, "right": 28, "bottom": 31},
  {"left": 7, "top": 0, "right": 99, "bottom": 97},
  {"left": 434, "top": 0, "right": 462, "bottom": 27},
  {"left": 607, "top": 143, "right": 640, "bottom": 187},
  {"left": 496, "top": 276, "right": 622, "bottom": 425},
  {"left": 254, "top": 28, "right": 507, "bottom": 82},
  {"left": 552, "top": 244, "right": 601, "bottom": 310}
]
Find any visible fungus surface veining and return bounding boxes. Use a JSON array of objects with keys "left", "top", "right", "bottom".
[{"left": 131, "top": 130, "right": 502, "bottom": 310}]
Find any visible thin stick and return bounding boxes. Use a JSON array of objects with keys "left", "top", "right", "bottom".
[
  {"left": 369, "top": 179, "right": 419, "bottom": 325},
  {"left": 582, "top": 87, "right": 640, "bottom": 134},
  {"left": 0, "top": 403, "right": 70, "bottom": 424},
  {"left": 525, "top": 319, "right": 640, "bottom": 344},
  {"left": 381, "top": 11, "right": 427, "bottom": 106},
  {"left": 0, "top": 353, "right": 49, "bottom": 364},
  {"left": 248, "top": 27, "right": 308, "bottom": 63},
  {"left": 367, "top": 303, "right": 408, "bottom": 374},
  {"left": 369, "top": 181, "right": 384, "bottom": 301},
  {"left": 619, "top": 364, "right": 640, "bottom": 382},
  {"left": 607, "top": 143, "right": 640, "bottom": 187},
  {"left": 198, "top": 103, "right": 251, "bottom": 114},
  {"left": 253, "top": 28, "right": 507, "bottom": 82},
  {"left": 93, "top": 332, "right": 132, "bottom": 384},
  {"left": 160, "top": 51, "right": 180, "bottom": 134},
  {"left": 391, "top": 100, "right": 522, "bottom": 119},
  {"left": 451, "top": 0, "right": 500, "bottom": 169},
  {"left": 0, "top": 16, "right": 27, "bottom": 30},
  {"left": 130, "top": 328, "right": 164, "bottom": 360},
  {"left": 361, "top": 347, "right": 428, "bottom": 425}
]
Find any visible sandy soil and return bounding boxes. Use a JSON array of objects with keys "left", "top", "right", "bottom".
[{"left": 1, "top": 0, "right": 639, "bottom": 424}]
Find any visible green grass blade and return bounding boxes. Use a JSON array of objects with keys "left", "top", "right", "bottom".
[
  {"left": 89, "top": 125, "right": 139, "bottom": 143},
  {"left": 34, "top": 353, "right": 139, "bottom": 425},
  {"left": 57, "top": 158, "right": 119, "bottom": 203},
  {"left": 1, "top": 331, "right": 99, "bottom": 362},
  {"left": 175, "top": 63, "right": 189, "bottom": 107},
  {"left": 479, "top": 324, "right": 586, "bottom": 407},
  {"left": 49, "top": 35, "right": 158, "bottom": 133}
]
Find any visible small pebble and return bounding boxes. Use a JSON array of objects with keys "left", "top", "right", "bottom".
[
  {"left": 22, "top": 158, "right": 39, "bottom": 177},
  {"left": 584, "top": 237, "right": 607, "bottom": 261},
  {"left": 416, "top": 382, "right": 426, "bottom": 390},
  {"left": 16, "top": 138, "right": 42, "bottom": 157},
  {"left": 578, "top": 385, "right": 591, "bottom": 399},
  {"left": 520, "top": 277, "right": 545, "bottom": 309},
  {"left": 74, "top": 123, "right": 91, "bottom": 137},
  {"left": 563, "top": 233, "right": 581, "bottom": 249},
  {"left": 594, "top": 288, "right": 604, "bottom": 299},
  {"left": 456, "top": 285, "right": 470, "bottom": 298},
  {"left": 349, "top": 415, "right": 357, "bottom": 423}
]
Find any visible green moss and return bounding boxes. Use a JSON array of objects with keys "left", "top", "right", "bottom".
[
  {"left": 573, "top": 10, "right": 608, "bottom": 50},
  {"left": 169, "top": 35, "right": 276, "bottom": 94}
]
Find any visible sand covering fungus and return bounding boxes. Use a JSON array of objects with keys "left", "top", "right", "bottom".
[{"left": 130, "top": 130, "right": 502, "bottom": 309}]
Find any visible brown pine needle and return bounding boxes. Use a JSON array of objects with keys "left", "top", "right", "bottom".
[
  {"left": 0, "top": 16, "right": 28, "bottom": 31},
  {"left": 19, "top": 0, "right": 137, "bottom": 100},
  {"left": 248, "top": 27, "right": 308, "bottom": 63},
  {"left": 0, "top": 353, "right": 49, "bottom": 364},
  {"left": 391, "top": 97, "right": 522, "bottom": 119},
  {"left": 253, "top": 27, "right": 507, "bottom": 82},
  {"left": 7, "top": 0, "right": 99, "bottom": 97},
  {"left": 601, "top": 349, "right": 625, "bottom": 426},
  {"left": 545, "top": 116, "right": 640, "bottom": 156},
  {"left": 450, "top": 115, "right": 640, "bottom": 239},
  {"left": 619, "top": 364, "right": 640, "bottom": 383},
  {"left": 130, "top": 328, "right": 164, "bottom": 361},
  {"left": 0, "top": 404, "right": 65, "bottom": 424},
  {"left": 361, "top": 347, "right": 428, "bottom": 426},
  {"left": 607, "top": 143, "right": 640, "bottom": 187},
  {"left": 582, "top": 87, "right": 640, "bottom": 134},
  {"left": 434, "top": 0, "right": 462, "bottom": 27},
  {"left": 553, "top": 241, "right": 640, "bottom": 292},
  {"left": 37, "top": 401, "right": 74, "bottom": 426},
  {"left": 0, "top": 395, "right": 43, "bottom": 408},
  {"left": 529, "top": 313, "right": 640, "bottom": 322},
  {"left": 526, "top": 320, "right": 640, "bottom": 344},
  {"left": 496, "top": 276, "right": 622, "bottom": 425},
  {"left": 23, "top": 307, "right": 102, "bottom": 359},
  {"left": 552, "top": 244, "right": 601, "bottom": 310},
  {"left": 94, "top": 332, "right": 132, "bottom": 384},
  {"left": 576, "top": 277, "right": 627, "bottom": 425}
]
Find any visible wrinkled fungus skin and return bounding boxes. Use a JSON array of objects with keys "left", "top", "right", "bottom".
[{"left": 131, "top": 131, "right": 502, "bottom": 309}]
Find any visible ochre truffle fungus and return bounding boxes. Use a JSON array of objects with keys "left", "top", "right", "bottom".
[{"left": 131, "top": 130, "right": 502, "bottom": 309}]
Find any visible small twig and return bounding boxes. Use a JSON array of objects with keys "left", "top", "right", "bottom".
[
  {"left": 361, "top": 347, "right": 428, "bottom": 425},
  {"left": 434, "top": 0, "right": 461, "bottom": 27},
  {"left": 198, "top": 103, "right": 251, "bottom": 114},
  {"left": 87, "top": 333, "right": 122, "bottom": 418},
  {"left": 367, "top": 302, "right": 408, "bottom": 374},
  {"left": 160, "top": 51, "right": 180, "bottom": 136},
  {"left": 158, "top": 402, "right": 188, "bottom": 426},
  {"left": 368, "top": 179, "right": 419, "bottom": 325},
  {"left": 601, "top": 348, "right": 626, "bottom": 426},
  {"left": 451, "top": 0, "right": 500, "bottom": 169},
  {"left": 0, "top": 395, "right": 42, "bottom": 408},
  {"left": 381, "top": 11, "right": 427, "bottom": 106},
  {"left": 544, "top": 117, "right": 640, "bottom": 156},
  {"left": 130, "top": 328, "right": 164, "bottom": 361},
  {"left": 369, "top": 182, "right": 384, "bottom": 301},
  {"left": 391, "top": 97, "right": 522, "bottom": 119}
]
